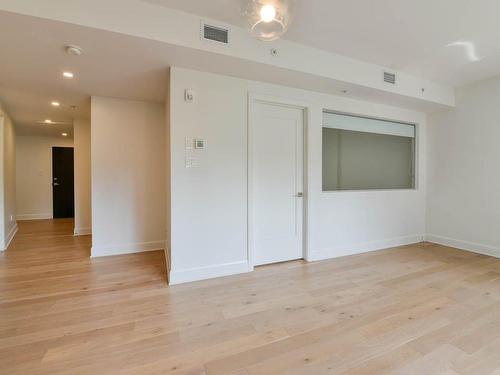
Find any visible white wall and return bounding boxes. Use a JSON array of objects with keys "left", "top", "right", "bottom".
[
  {"left": 165, "top": 69, "right": 172, "bottom": 277},
  {"left": 3, "top": 108, "right": 16, "bottom": 248},
  {"left": 427, "top": 77, "right": 500, "bottom": 257},
  {"left": 0, "top": 116, "right": 4, "bottom": 248},
  {"left": 15, "top": 135, "right": 73, "bottom": 220},
  {"left": 74, "top": 119, "right": 91, "bottom": 235},
  {"left": 168, "top": 67, "right": 427, "bottom": 284},
  {"left": 91, "top": 96, "right": 166, "bottom": 257},
  {"left": 0, "top": 104, "right": 17, "bottom": 250}
]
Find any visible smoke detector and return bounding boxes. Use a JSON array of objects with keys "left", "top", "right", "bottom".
[{"left": 65, "top": 45, "right": 83, "bottom": 56}]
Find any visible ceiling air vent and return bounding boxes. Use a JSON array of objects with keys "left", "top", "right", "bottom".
[
  {"left": 202, "top": 23, "right": 229, "bottom": 44},
  {"left": 383, "top": 71, "right": 397, "bottom": 85}
]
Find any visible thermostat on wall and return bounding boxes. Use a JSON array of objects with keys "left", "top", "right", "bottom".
[{"left": 195, "top": 139, "right": 206, "bottom": 149}]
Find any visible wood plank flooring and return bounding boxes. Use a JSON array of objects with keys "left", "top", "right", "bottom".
[{"left": 1, "top": 219, "right": 500, "bottom": 374}]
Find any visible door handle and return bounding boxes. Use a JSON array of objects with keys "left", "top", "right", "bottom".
[{"left": 294, "top": 192, "right": 304, "bottom": 198}]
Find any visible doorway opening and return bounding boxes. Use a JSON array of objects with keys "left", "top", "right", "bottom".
[{"left": 52, "top": 147, "right": 75, "bottom": 218}]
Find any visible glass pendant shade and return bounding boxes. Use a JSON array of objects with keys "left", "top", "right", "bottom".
[{"left": 245, "top": 0, "right": 293, "bottom": 41}]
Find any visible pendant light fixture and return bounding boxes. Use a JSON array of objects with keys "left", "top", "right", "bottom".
[{"left": 245, "top": 0, "right": 294, "bottom": 41}]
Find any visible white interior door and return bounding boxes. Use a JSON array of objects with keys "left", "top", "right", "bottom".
[{"left": 250, "top": 100, "right": 304, "bottom": 266}]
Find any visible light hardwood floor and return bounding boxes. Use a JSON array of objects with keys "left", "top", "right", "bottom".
[{"left": 1, "top": 220, "right": 500, "bottom": 374}]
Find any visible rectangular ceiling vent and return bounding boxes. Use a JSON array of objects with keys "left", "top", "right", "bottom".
[
  {"left": 383, "top": 71, "right": 397, "bottom": 85},
  {"left": 202, "top": 23, "right": 229, "bottom": 44}
]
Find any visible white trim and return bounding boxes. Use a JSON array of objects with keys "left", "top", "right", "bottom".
[
  {"left": 16, "top": 213, "right": 52, "bottom": 221},
  {"left": 2, "top": 224, "right": 18, "bottom": 251},
  {"left": 247, "top": 93, "right": 310, "bottom": 270},
  {"left": 426, "top": 234, "right": 500, "bottom": 259},
  {"left": 91, "top": 240, "right": 165, "bottom": 257},
  {"left": 74, "top": 227, "right": 92, "bottom": 236},
  {"left": 323, "top": 111, "right": 416, "bottom": 138},
  {"left": 309, "top": 235, "right": 424, "bottom": 262},
  {"left": 169, "top": 261, "right": 250, "bottom": 285},
  {"left": 321, "top": 109, "right": 422, "bottom": 192}
]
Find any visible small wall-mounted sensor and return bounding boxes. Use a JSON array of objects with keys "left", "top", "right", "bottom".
[
  {"left": 270, "top": 48, "right": 278, "bottom": 57},
  {"left": 65, "top": 45, "right": 83, "bottom": 56},
  {"left": 184, "top": 89, "right": 195, "bottom": 103},
  {"left": 195, "top": 139, "right": 206, "bottom": 149}
]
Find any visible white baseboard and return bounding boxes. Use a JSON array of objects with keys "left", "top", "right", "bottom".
[
  {"left": 308, "top": 235, "right": 424, "bottom": 262},
  {"left": 426, "top": 234, "right": 500, "bottom": 259},
  {"left": 2, "top": 223, "right": 18, "bottom": 251},
  {"left": 16, "top": 213, "right": 52, "bottom": 221},
  {"left": 169, "top": 260, "right": 250, "bottom": 285},
  {"left": 91, "top": 240, "right": 165, "bottom": 257},
  {"left": 74, "top": 227, "right": 92, "bottom": 236}
]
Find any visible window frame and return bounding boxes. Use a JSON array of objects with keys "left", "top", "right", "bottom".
[{"left": 321, "top": 110, "right": 419, "bottom": 193}]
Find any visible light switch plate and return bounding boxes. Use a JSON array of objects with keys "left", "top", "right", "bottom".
[
  {"left": 185, "top": 137, "right": 194, "bottom": 150},
  {"left": 185, "top": 157, "right": 198, "bottom": 168}
]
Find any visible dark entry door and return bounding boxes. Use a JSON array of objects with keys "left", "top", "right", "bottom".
[{"left": 52, "top": 147, "right": 75, "bottom": 218}]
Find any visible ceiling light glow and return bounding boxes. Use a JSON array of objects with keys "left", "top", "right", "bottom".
[
  {"left": 260, "top": 4, "right": 276, "bottom": 22},
  {"left": 446, "top": 41, "right": 482, "bottom": 62},
  {"left": 44, "top": 119, "right": 53, "bottom": 124},
  {"left": 62, "top": 133, "right": 68, "bottom": 137},
  {"left": 51, "top": 101, "right": 60, "bottom": 107},
  {"left": 245, "top": 0, "right": 293, "bottom": 41},
  {"left": 63, "top": 72, "right": 74, "bottom": 78}
]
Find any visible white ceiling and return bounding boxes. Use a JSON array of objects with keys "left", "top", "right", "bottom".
[
  {"left": 0, "top": 87, "right": 77, "bottom": 137},
  {"left": 0, "top": 11, "right": 168, "bottom": 137},
  {"left": 147, "top": 0, "right": 500, "bottom": 87},
  {"left": 2, "top": 1, "right": 499, "bottom": 137},
  {"left": 0, "top": 6, "right": 450, "bottom": 139}
]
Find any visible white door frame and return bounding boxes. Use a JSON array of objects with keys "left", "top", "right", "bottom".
[{"left": 247, "top": 93, "right": 309, "bottom": 271}]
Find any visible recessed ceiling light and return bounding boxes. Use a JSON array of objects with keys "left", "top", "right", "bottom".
[
  {"left": 37, "top": 120, "right": 70, "bottom": 125},
  {"left": 61, "top": 133, "right": 68, "bottom": 137},
  {"left": 63, "top": 72, "right": 74, "bottom": 78},
  {"left": 51, "top": 101, "right": 60, "bottom": 107}
]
